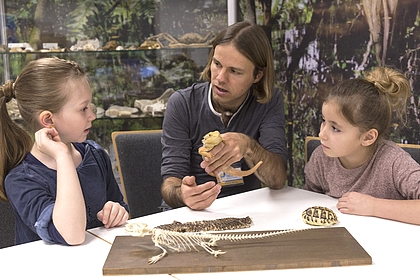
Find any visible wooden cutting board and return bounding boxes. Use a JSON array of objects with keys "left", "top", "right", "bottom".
[{"left": 103, "top": 227, "right": 371, "bottom": 275}]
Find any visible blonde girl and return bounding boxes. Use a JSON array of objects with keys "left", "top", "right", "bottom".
[{"left": 0, "top": 57, "right": 128, "bottom": 245}]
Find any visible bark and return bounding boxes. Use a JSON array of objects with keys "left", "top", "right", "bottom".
[
  {"left": 362, "top": 0, "right": 398, "bottom": 66},
  {"left": 28, "top": 0, "right": 47, "bottom": 50},
  {"left": 245, "top": 0, "right": 256, "bottom": 23}
]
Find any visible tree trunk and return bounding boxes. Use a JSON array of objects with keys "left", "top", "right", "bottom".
[
  {"left": 363, "top": 0, "right": 398, "bottom": 66},
  {"left": 28, "top": 0, "right": 47, "bottom": 50},
  {"left": 245, "top": 0, "right": 256, "bottom": 23}
]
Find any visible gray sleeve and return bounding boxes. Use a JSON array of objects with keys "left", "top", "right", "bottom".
[
  {"left": 257, "top": 88, "right": 288, "bottom": 164},
  {"left": 161, "top": 90, "right": 192, "bottom": 179}
]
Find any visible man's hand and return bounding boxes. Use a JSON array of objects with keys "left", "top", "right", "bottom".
[
  {"left": 200, "top": 132, "right": 247, "bottom": 176},
  {"left": 181, "top": 176, "right": 221, "bottom": 210}
]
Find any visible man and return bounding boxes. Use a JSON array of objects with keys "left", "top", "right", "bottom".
[{"left": 161, "top": 21, "right": 287, "bottom": 210}]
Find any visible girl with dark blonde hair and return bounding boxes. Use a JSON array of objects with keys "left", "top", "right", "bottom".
[
  {"left": 304, "top": 66, "right": 420, "bottom": 225},
  {"left": 0, "top": 57, "right": 128, "bottom": 245}
]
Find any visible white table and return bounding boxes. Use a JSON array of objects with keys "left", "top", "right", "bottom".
[
  {"left": 2, "top": 186, "right": 419, "bottom": 279},
  {"left": 0, "top": 230, "right": 172, "bottom": 279}
]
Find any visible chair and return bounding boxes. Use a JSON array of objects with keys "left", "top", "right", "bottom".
[
  {"left": 112, "top": 130, "right": 163, "bottom": 219},
  {"left": 0, "top": 200, "right": 15, "bottom": 248},
  {"left": 304, "top": 136, "right": 420, "bottom": 164},
  {"left": 397, "top": 143, "right": 420, "bottom": 164},
  {"left": 304, "top": 136, "right": 321, "bottom": 162}
]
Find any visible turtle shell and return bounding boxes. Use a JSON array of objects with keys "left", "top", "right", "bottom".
[{"left": 302, "top": 206, "right": 338, "bottom": 226}]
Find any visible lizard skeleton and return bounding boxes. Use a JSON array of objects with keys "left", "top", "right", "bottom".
[{"left": 125, "top": 222, "right": 312, "bottom": 264}]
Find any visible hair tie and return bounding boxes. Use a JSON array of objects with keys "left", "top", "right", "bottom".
[
  {"left": 372, "top": 81, "right": 385, "bottom": 95},
  {"left": 3, "top": 80, "right": 16, "bottom": 103}
]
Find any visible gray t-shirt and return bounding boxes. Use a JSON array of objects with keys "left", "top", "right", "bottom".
[
  {"left": 304, "top": 140, "right": 420, "bottom": 199},
  {"left": 161, "top": 82, "right": 287, "bottom": 197}
]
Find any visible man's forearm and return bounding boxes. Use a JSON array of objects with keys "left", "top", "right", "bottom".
[
  {"left": 244, "top": 138, "right": 287, "bottom": 189},
  {"left": 161, "top": 177, "right": 185, "bottom": 208}
]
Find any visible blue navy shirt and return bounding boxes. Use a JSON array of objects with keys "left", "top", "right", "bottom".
[{"left": 5, "top": 140, "right": 129, "bottom": 245}]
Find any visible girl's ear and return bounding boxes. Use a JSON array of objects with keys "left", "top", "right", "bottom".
[
  {"left": 362, "top": 129, "right": 378, "bottom": 147},
  {"left": 39, "top": 111, "right": 54, "bottom": 128}
]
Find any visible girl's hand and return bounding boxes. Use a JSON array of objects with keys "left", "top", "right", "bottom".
[
  {"left": 97, "top": 201, "right": 129, "bottom": 228},
  {"left": 34, "top": 127, "right": 68, "bottom": 159},
  {"left": 337, "top": 192, "right": 376, "bottom": 216}
]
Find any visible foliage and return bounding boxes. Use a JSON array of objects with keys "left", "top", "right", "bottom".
[
  {"left": 3, "top": 0, "right": 420, "bottom": 186},
  {"left": 244, "top": 0, "right": 420, "bottom": 185},
  {"left": 74, "top": 0, "right": 160, "bottom": 45},
  {"left": 3, "top": 0, "right": 223, "bottom": 153}
]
